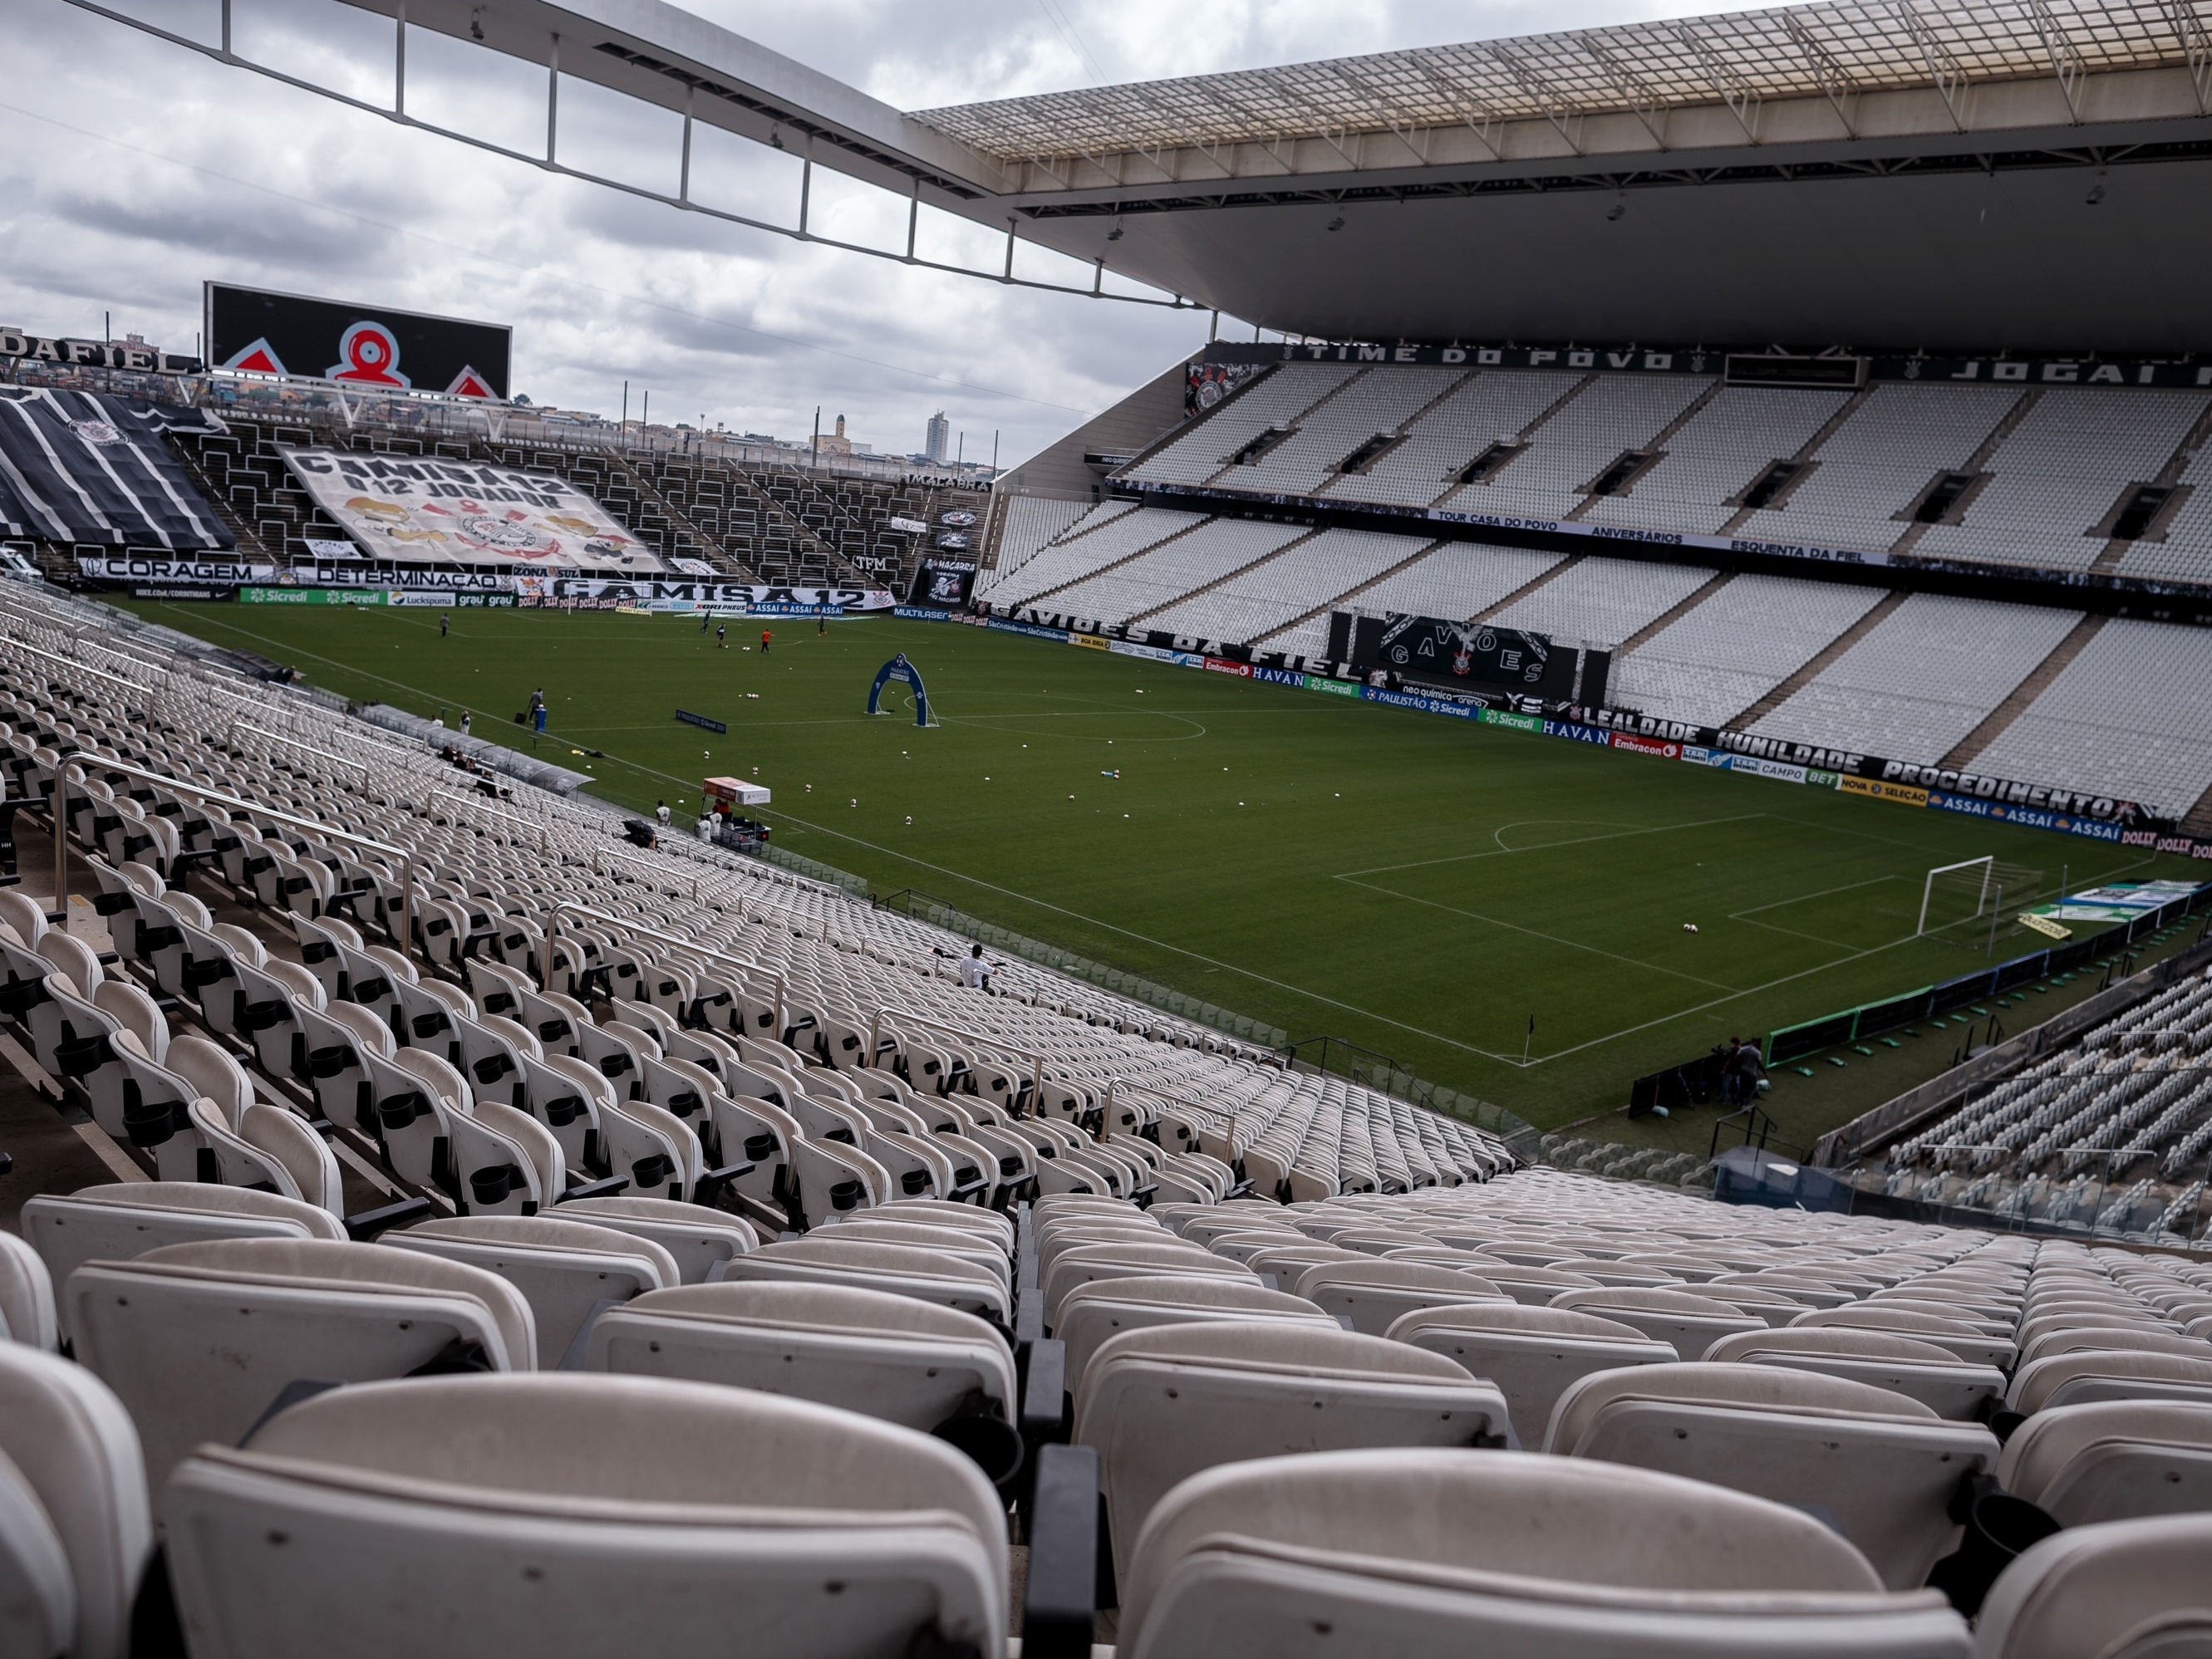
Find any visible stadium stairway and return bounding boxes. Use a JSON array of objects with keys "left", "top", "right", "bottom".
[
  {"left": 1248, "top": 534, "right": 1448, "bottom": 652},
  {"left": 1469, "top": 551, "right": 1585, "bottom": 624},
  {"left": 1607, "top": 568, "right": 1735, "bottom": 657},
  {"left": 1727, "top": 588, "right": 1910, "bottom": 729},
  {"left": 1936, "top": 615, "right": 2110, "bottom": 769},
  {"left": 1121, "top": 525, "right": 1325, "bottom": 630},
  {"left": 1885, "top": 391, "right": 2041, "bottom": 557},
  {"left": 606, "top": 454, "right": 758, "bottom": 580},
  {"left": 1560, "top": 379, "right": 1728, "bottom": 524},
  {"left": 1714, "top": 385, "right": 1876, "bottom": 534}
]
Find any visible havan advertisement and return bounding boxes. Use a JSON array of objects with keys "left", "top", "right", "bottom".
[{"left": 278, "top": 448, "right": 660, "bottom": 573}]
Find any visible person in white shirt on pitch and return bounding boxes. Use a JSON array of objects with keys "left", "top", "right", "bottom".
[{"left": 958, "top": 943, "right": 1000, "bottom": 993}]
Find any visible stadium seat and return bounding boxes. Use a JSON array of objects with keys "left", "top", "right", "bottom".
[
  {"left": 0, "top": 1230, "right": 57, "bottom": 1351},
  {"left": 1970, "top": 1514, "right": 2212, "bottom": 1659},
  {"left": 66, "top": 1238, "right": 533, "bottom": 1483},
  {"left": 1550, "top": 1285, "right": 1771, "bottom": 1353},
  {"left": 0, "top": 1343, "right": 150, "bottom": 1659},
  {"left": 1055, "top": 1274, "right": 1338, "bottom": 1387},
  {"left": 1993, "top": 1400, "right": 2212, "bottom": 1524},
  {"left": 160, "top": 1375, "right": 1008, "bottom": 1659},
  {"left": 1112, "top": 1449, "right": 1970, "bottom": 1659},
  {"left": 715, "top": 1236, "right": 1013, "bottom": 1327},
  {"left": 1286, "top": 1257, "right": 1508, "bottom": 1335},
  {"left": 1703, "top": 1327, "right": 2008, "bottom": 1420},
  {"left": 389, "top": 1215, "right": 679, "bottom": 1368},
  {"left": 1546, "top": 1362, "right": 2001, "bottom": 1588},
  {"left": 553, "top": 1195, "right": 755, "bottom": 1282},
  {"left": 167, "top": 1034, "right": 345, "bottom": 1215},
  {"left": 2006, "top": 1348, "right": 2212, "bottom": 1416},
  {"left": 1074, "top": 1321, "right": 1511, "bottom": 1562},
  {"left": 585, "top": 1279, "right": 1020, "bottom": 1480},
  {"left": 20, "top": 1183, "right": 347, "bottom": 1342},
  {"left": 1384, "top": 1303, "right": 1677, "bottom": 1440}
]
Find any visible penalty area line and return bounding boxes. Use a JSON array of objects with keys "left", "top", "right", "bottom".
[{"left": 758, "top": 808, "right": 1525, "bottom": 1065}]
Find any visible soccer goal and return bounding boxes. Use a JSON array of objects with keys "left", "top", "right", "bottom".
[{"left": 1917, "top": 856, "right": 1995, "bottom": 937}]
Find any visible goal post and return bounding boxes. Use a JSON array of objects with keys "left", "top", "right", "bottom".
[{"left": 1918, "top": 856, "right": 1994, "bottom": 937}]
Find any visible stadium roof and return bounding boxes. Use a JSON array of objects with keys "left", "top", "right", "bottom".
[
  {"left": 81, "top": 0, "right": 2212, "bottom": 352},
  {"left": 917, "top": 0, "right": 2211, "bottom": 173}
]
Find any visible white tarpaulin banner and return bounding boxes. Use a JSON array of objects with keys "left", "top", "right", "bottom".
[{"left": 278, "top": 446, "right": 661, "bottom": 572}]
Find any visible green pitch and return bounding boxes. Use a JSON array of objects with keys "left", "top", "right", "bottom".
[{"left": 121, "top": 599, "right": 2204, "bottom": 1142}]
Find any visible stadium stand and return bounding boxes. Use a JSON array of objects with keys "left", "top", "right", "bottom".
[
  {"left": 1484, "top": 554, "right": 1718, "bottom": 648},
  {"left": 1878, "top": 960, "right": 2212, "bottom": 1241},
  {"left": 1322, "top": 367, "right": 1585, "bottom": 507},
  {"left": 1260, "top": 540, "right": 1568, "bottom": 660},
  {"left": 985, "top": 494, "right": 1096, "bottom": 590},
  {"left": 1914, "top": 391, "right": 2210, "bottom": 572},
  {"left": 1747, "top": 594, "right": 2087, "bottom": 765},
  {"left": 981, "top": 505, "right": 1207, "bottom": 611},
  {"left": 1582, "top": 386, "right": 1856, "bottom": 535},
  {"left": 1734, "top": 383, "right": 2024, "bottom": 553},
  {"left": 173, "top": 409, "right": 988, "bottom": 590},
  {"left": 0, "top": 573, "right": 2206, "bottom": 1648},
  {"left": 1969, "top": 622, "right": 2212, "bottom": 822},
  {"left": 1444, "top": 373, "right": 1714, "bottom": 520},
  {"left": 1143, "top": 528, "right": 1438, "bottom": 646},
  {"left": 1206, "top": 366, "right": 1466, "bottom": 497},
  {"left": 1045, "top": 518, "right": 1315, "bottom": 629},
  {"left": 2116, "top": 434, "right": 2212, "bottom": 583},
  {"left": 1122, "top": 362, "right": 1359, "bottom": 486},
  {"left": 1610, "top": 575, "right": 1890, "bottom": 729}
]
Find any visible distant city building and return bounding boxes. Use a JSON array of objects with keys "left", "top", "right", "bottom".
[
  {"left": 925, "top": 410, "right": 950, "bottom": 465},
  {"left": 816, "top": 412, "right": 858, "bottom": 457}
]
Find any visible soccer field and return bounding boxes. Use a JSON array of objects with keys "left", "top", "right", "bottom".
[{"left": 122, "top": 598, "right": 2205, "bottom": 1136}]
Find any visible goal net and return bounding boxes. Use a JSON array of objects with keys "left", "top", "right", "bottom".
[{"left": 1917, "top": 856, "right": 1994, "bottom": 938}]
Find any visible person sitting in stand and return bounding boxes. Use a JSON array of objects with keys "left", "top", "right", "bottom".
[{"left": 957, "top": 942, "right": 1002, "bottom": 994}]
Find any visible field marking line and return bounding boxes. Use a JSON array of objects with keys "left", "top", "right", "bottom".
[
  {"left": 1727, "top": 873, "right": 1908, "bottom": 918},
  {"left": 1333, "top": 875, "right": 1743, "bottom": 994},
  {"left": 1523, "top": 843, "right": 2168, "bottom": 1067},
  {"left": 756, "top": 807, "right": 1526, "bottom": 1064},
  {"left": 1336, "top": 813, "right": 1769, "bottom": 878}
]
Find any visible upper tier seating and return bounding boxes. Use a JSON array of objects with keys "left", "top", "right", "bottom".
[
  {"left": 1323, "top": 367, "right": 1585, "bottom": 508},
  {"left": 1915, "top": 390, "right": 2208, "bottom": 572},
  {"left": 1583, "top": 387, "right": 1854, "bottom": 536},
  {"left": 2116, "top": 434, "right": 2212, "bottom": 582},
  {"left": 1208, "top": 366, "right": 1467, "bottom": 497},
  {"left": 1123, "top": 364, "right": 1359, "bottom": 487},
  {"left": 1735, "top": 383, "right": 2021, "bottom": 553},
  {"left": 1443, "top": 375, "right": 1714, "bottom": 521}
]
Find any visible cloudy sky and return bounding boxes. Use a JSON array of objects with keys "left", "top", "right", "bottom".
[{"left": 5, "top": 0, "right": 1753, "bottom": 464}]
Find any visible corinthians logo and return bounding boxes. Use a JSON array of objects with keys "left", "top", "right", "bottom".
[{"left": 67, "top": 418, "right": 122, "bottom": 446}]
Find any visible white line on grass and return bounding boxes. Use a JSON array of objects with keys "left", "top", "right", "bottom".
[
  {"left": 755, "top": 807, "right": 1529, "bottom": 1064},
  {"left": 1333, "top": 876, "right": 1742, "bottom": 993},
  {"left": 1336, "top": 812, "right": 1769, "bottom": 877}
]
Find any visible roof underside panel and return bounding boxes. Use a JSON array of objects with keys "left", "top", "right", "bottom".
[{"left": 912, "top": 0, "right": 2206, "bottom": 163}]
